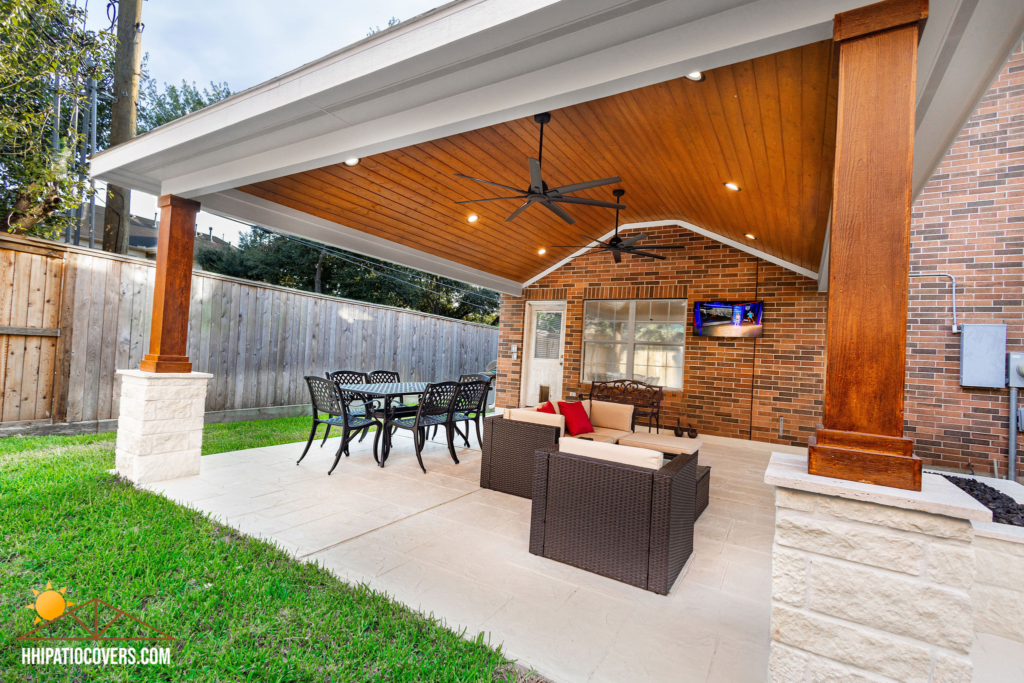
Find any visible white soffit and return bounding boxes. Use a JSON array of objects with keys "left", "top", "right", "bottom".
[
  {"left": 197, "top": 190, "right": 524, "bottom": 296},
  {"left": 522, "top": 220, "right": 819, "bottom": 289}
]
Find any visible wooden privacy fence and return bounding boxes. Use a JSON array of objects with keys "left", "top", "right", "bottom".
[{"left": 0, "top": 234, "right": 499, "bottom": 429}]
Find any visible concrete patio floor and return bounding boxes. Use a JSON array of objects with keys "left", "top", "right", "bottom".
[{"left": 142, "top": 430, "right": 1022, "bottom": 683}]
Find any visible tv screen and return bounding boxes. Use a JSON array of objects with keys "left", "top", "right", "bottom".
[{"left": 694, "top": 301, "right": 763, "bottom": 338}]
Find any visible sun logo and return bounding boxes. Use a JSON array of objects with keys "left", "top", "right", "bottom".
[{"left": 25, "top": 583, "right": 73, "bottom": 625}]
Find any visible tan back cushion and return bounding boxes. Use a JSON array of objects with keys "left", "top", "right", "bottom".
[
  {"left": 558, "top": 438, "right": 662, "bottom": 470},
  {"left": 505, "top": 408, "right": 565, "bottom": 431},
  {"left": 589, "top": 400, "right": 634, "bottom": 432}
]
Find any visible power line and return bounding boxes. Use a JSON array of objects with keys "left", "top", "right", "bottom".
[{"left": 248, "top": 226, "right": 501, "bottom": 312}]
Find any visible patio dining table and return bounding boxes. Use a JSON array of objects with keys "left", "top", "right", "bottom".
[{"left": 336, "top": 382, "right": 428, "bottom": 464}]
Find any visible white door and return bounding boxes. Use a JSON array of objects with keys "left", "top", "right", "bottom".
[{"left": 521, "top": 301, "right": 566, "bottom": 407}]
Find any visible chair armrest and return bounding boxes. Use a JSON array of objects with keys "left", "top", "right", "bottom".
[{"left": 648, "top": 452, "right": 697, "bottom": 595}]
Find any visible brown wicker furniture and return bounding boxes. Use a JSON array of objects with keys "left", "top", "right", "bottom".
[
  {"left": 696, "top": 465, "right": 711, "bottom": 519},
  {"left": 585, "top": 379, "right": 664, "bottom": 431},
  {"left": 529, "top": 442, "right": 696, "bottom": 595},
  {"left": 481, "top": 415, "right": 560, "bottom": 498}
]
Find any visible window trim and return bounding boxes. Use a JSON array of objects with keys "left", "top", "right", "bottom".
[{"left": 581, "top": 298, "right": 688, "bottom": 389}]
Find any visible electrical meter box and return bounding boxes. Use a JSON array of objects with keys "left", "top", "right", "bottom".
[
  {"left": 960, "top": 324, "right": 1007, "bottom": 388},
  {"left": 1008, "top": 352, "right": 1024, "bottom": 388}
]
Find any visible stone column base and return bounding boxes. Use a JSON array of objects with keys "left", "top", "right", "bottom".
[
  {"left": 765, "top": 452, "right": 993, "bottom": 683},
  {"left": 114, "top": 369, "right": 212, "bottom": 484}
]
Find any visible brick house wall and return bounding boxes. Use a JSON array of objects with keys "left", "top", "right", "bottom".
[
  {"left": 904, "top": 40, "right": 1024, "bottom": 477},
  {"left": 495, "top": 41, "right": 1024, "bottom": 474}
]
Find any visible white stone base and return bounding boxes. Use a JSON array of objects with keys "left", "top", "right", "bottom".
[
  {"left": 765, "top": 453, "right": 993, "bottom": 683},
  {"left": 114, "top": 369, "right": 212, "bottom": 484}
]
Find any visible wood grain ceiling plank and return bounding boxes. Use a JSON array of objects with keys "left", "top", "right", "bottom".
[
  {"left": 801, "top": 41, "right": 833, "bottom": 266},
  {"left": 751, "top": 53, "right": 791, "bottom": 259},
  {"left": 777, "top": 45, "right": 807, "bottom": 268}
]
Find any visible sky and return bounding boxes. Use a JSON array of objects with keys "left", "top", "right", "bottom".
[{"left": 84, "top": 0, "right": 442, "bottom": 244}]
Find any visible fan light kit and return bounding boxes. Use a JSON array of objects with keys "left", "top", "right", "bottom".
[
  {"left": 453, "top": 112, "right": 624, "bottom": 225},
  {"left": 745, "top": 233, "right": 756, "bottom": 240},
  {"left": 538, "top": 248, "right": 546, "bottom": 255},
  {"left": 724, "top": 182, "right": 741, "bottom": 191},
  {"left": 344, "top": 158, "right": 360, "bottom": 166},
  {"left": 685, "top": 71, "right": 706, "bottom": 82},
  {"left": 545, "top": 189, "right": 688, "bottom": 263},
  {"left": 467, "top": 214, "right": 479, "bottom": 223}
]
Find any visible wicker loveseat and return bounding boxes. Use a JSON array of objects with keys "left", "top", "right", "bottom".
[{"left": 529, "top": 440, "right": 697, "bottom": 595}]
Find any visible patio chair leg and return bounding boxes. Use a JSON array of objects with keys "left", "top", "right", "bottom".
[
  {"left": 320, "top": 424, "right": 332, "bottom": 447},
  {"left": 445, "top": 423, "right": 460, "bottom": 465},
  {"left": 358, "top": 426, "right": 368, "bottom": 443},
  {"left": 453, "top": 422, "right": 470, "bottom": 448},
  {"left": 327, "top": 438, "right": 345, "bottom": 475},
  {"left": 372, "top": 426, "right": 382, "bottom": 465},
  {"left": 413, "top": 430, "right": 427, "bottom": 474},
  {"left": 474, "top": 416, "right": 483, "bottom": 449},
  {"left": 297, "top": 421, "right": 318, "bottom": 464}
]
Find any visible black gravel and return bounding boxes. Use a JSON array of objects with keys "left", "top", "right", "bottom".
[{"left": 944, "top": 475, "right": 1024, "bottom": 527}]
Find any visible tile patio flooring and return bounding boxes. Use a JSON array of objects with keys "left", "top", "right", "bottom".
[{"left": 143, "top": 431, "right": 1021, "bottom": 683}]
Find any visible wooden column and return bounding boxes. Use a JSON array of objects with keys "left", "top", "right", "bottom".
[
  {"left": 808, "top": 0, "right": 928, "bottom": 491},
  {"left": 140, "top": 195, "right": 200, "bottom": 373}
]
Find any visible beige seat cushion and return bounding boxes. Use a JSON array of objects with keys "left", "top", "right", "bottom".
[
  {"left": 504, "top": 408, "right": 565, "bottom": 431},
  {"left": 593, "top": 426, "right": 632, "bottom": 442},
  {"left": 617, "top": 432, "right": 702, "bottom": 455},
  {"left": 589, "top": 400, "right": 634, "bottom": 432},
  {"left": 558, "top": 438, "right": 663, "bottom": 470},
  {"left": 562, "top": 432, "right": 618, "bottom": 444}
]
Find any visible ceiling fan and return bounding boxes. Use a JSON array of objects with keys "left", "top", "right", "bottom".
[
  {"left": 547, "top": 190, "right": 688, "bottom": 263},
  {"left": 453, "top": 112, "right": 624, "bottom": 225}
]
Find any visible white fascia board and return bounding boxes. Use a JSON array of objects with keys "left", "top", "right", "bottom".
[
  {"left": 94, "top": 0, "right": 871, "bottom": 196},
  {"left": 522, "top": 220, "right": 818, "bottom": 289},
  {"left": 197, "top": 190, "right": 523, "bottom": 296}
]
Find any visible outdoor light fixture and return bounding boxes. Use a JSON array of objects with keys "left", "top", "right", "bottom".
[
  {"left": 745, "top": 233, "right": 756, "bottom": 240},
  {"left": 344, "top": 158, "right": 360, "bottom": 166},
  {"left": 685, "top": 71, "right": 706, "bottom": 82},
  {"left": 538, "top": 248, "right": 547, "bottom": 255},
  {"left": 724, "top": 182, "right": 741, "bottom": 191},
  {"left": 467, "top": 214, "right": 479, "bottom": 223}
]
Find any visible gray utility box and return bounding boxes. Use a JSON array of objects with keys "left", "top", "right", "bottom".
[
  {"left": 1008, "top": 352, "right": 1024, "bottom": 389},
  {"left": 960, "top": 324, "right": 1007, "bottom": 388}
]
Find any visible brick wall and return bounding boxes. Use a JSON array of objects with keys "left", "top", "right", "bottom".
[
  {"left": 496, "top": 41, "right": 1024, "bottom": 470},
  {"left": 905, "top": 40, "right": 1024, "bottom": 477},
  {"left": 496, "top": 227, "right": 827, "bottom": 448}
]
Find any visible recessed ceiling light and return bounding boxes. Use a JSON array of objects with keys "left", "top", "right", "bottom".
[
  {"left": 724, "top": 182, "right": 741, "bottom": 191},
  {"left": 344, "top": 158, "right": 360, "bottom": 166},
  {"left": 685, "top": 71, "right": 706, "bottom": 82},
  {"left": 467, "top": 214, "right": 479, "bottom": 223},
  {"left": 538, "top": 248, "right": 547, "bottom": 255},
  {"left": 745, "top": 233, "right": 756, "bottom": 240}
]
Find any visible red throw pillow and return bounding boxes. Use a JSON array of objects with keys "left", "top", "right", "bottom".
[
  {"left": 558, "top": 401, "right": 594, "bottom": 436},
  {"left": 536, "top": 401, "right": 556, "bottom": 414}
]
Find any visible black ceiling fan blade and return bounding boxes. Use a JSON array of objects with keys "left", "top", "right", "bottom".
[
  {"left": 549, "top": 176, "right": 622, "bottom": 195},
  {"left": 628, "top": 245, "right": 687, "bottom": 249},
  {"left": 578, "top": 232, "right": 607, "bottom": 246},
  {"left": 612, "top": 248, "right": 622, "bottom": 264},
  {"left": 550, "top": 197, "right": 627, "bottom": 209},
  {"left": 619, "top": 233, "right": 648, "bottom": 247},
  {"left": 547, "top": 245, "right": 602, "bottom": 248},
  {"left": 454, "top": 196, "right": 525, "bottom": 205},
  {"left": 453, "top": 173, "right": 524, "bottom": 194},
  {"left": 626, "top": 249, "right": 667, "bottom": 260},
  {"left": 540, "top": 200, "right": 577, "bottom": 224},
  {"left": 505, "top": 199, "right": 536, "bottom": 222},
  {"left": 528, "top": 158, "right": 544, "bottom": 194}
]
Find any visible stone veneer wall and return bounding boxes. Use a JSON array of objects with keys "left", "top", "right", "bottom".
[
  {"left": 905, "top": 41, "right": 1024, "bottom": 476},
  {"left": 770, "top": 487, "right": 976, "bottom": 682},
  {"left": 971, "top": 529, "right": 1024, "bottom": 642},
  {"left": 496, "top": 228, "right": 827, "bottom": 448}
]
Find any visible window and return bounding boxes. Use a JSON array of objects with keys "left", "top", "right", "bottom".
[
  {"left": 582, "top": 300, "right": 687, "bottom": 388},
  {"left": 533, "top": 311, "right": 563, "bottom": 359}
]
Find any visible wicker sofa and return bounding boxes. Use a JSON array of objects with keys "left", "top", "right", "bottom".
[{"left": 529, "top": 440, "right": 697, "bottom": 595}]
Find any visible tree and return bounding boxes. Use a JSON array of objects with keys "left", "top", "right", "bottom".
[
  {"left": 195, "top": 228, "right": 499, "bottom": 325},
  {"left": 136, "top": 69, "right": 231, "bottom": 134},
  {"left": 0, "top": 0, "right": 113, "bottom": 237}
]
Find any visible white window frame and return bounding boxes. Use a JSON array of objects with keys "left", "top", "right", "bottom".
[{"left": 581, "top": 299, "right": 688, "bottom": 389}]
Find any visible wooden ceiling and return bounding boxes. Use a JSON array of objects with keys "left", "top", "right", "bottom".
[{"left": 240, "top": 40, "right": 838, "bottom": 284}]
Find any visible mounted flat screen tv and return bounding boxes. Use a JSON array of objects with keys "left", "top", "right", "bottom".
[{"left": 694, "top": 301, "right": 763, "bottom": 338}]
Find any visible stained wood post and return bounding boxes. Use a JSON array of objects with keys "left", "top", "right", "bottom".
[
  {"left": 808, "top": 0, "right": 928, "bottom": 491},
  {"left": 140, "top": 195, "right": 200, "bottom": 373}
]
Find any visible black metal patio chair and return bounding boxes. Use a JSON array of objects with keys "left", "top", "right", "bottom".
[
  {"left": 298, "top": 376, "right": 381, "bottom": 474},
  {"left": 447, "top": 379, "right": 490, "bottom": 455},
  {"left": 381, "top": 381, "right": 459, "bottom": 473},
  {"left": 323, "top": 370, "right": 369, "bottom": 443},
  {"left": 430, "top": 373, "right": 492, "bottom": 441}
]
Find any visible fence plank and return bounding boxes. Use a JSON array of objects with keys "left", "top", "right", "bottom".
[
  {"left": 17, "top": 254, "right": 48, "bottom": 420},
  {"left": 96, "top": 259, "right": 122, "bottom": 420}
]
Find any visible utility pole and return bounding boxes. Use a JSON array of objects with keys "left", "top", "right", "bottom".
[
  {"left": 102, "top": 0, "right": 144, "bottom": 254},
  {"left": 315, "top": 250, "right": 325, "bottom": 294}
]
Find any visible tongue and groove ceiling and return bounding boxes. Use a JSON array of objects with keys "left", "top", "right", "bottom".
[{"left": 238, "top": 40, "right": 838, "bottom": 284}]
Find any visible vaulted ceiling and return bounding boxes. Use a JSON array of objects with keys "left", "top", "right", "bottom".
[{"left": 239, "top": 39, "right": 838, "bottom": 284}]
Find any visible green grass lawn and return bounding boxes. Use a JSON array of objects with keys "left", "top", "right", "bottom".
[{"left": 0, "top": 418, "right": 517, "bottom": 682}]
